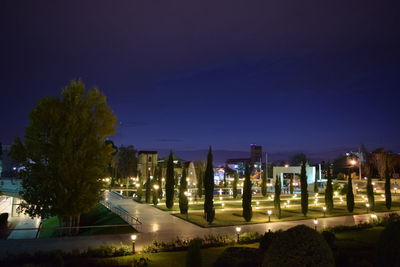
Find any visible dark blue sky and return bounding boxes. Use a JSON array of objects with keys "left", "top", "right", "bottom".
[{"left": 1, "top": 0, "right": 399, "bottom": 155}]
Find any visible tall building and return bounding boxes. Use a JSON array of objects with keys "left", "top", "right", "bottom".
[
  {"left": 137, "top": 151, "right": 158, "bottom": 181},
  {"left": 250, "top": 144, "right": 262, "bottom": 164}
]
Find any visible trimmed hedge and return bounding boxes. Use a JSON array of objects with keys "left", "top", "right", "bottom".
[
  {"left": 375, "top": 221, "right": 400, "bottom": 267},
  {"left": 213, "top": 247, "right": 263, "bottom": 267},
  {"left": 262, "top": 225, "right": 335, "bottom": 267}
]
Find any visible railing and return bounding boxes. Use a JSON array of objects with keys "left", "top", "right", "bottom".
[{"left": 100, "top": 200, "right": 142, "bottom": 231}]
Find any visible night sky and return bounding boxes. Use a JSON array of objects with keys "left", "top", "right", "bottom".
[{"left": 1, "top": 1, "right": 400, "bottom": 157}]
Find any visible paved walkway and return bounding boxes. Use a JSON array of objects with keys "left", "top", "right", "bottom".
[{"left": 0, "top": 191, "right": 398, "bottom": 258}]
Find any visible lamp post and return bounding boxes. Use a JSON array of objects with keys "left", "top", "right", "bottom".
[
  {"left": 235, "top": 227, "right": 241, "bottom": 243},
  {"left": 366, "top": 203, "right": 370, "bottom": 213},
  {"left": 267, "top": 210, "right": 272, "bottom": 222},
  {"left": 322, "top": 206, "right": 327, "bottom": 217},
  {"left": 313, "top": 218, "right": 318, "bottom": 231},
  {"left": 131, "top": 234, "right": 137, "bottom": 254}
]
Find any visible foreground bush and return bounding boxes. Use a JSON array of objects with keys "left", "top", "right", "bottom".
[
  {"left": 213, "top": 247, "right": 263, "bottom": 267},
  {"left": 263, "top": 225, "right": 334, "bottom": 267},
  {"left": 186, "top": 238, "right": 202, "bottom": 267},
  {"left": 0, "top": 213, "right": 8, "bottom": 227},
  {"left": 375, "top": 221, "right": 400, "bottom": 267},
  {"left": 142, "top": 234, "right": 235, "bottom": 253}
]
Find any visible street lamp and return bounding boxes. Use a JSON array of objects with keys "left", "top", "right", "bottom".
[
  {"left": 322, "top": 206, "right": 327, "bottom": 217},
  {"left": 235, "top": 227, "right": 241, "bottom": 243},
  {"left": 313, "top": 218, "right": 318, "bottom": 231},
  {"left": 153, "top": 184, "right": 159, "bottom": 190},
  {"left": 267, "top": 210, "right": 272, "bottom": 222},
  {"left": 131, "top": 234, "right": 137, "bottom": 254},
  {"left": 366, "top": 203, "right": 370, "bottom": 213},
  {"left": 221, "top": 203, "right": 225, "bottom": 210}
]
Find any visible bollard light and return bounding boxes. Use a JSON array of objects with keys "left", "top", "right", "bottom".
[
  {"left": 131, "top": 234, "right": 137, "bottom": 254},
  {"left": 313, "top": 218, "right": 318, "bottom": 231},
  {"left": 235, "top": 227, "right": 241, "bottom": 243},
  {"left": 267, "top": 210, "right": 272, "bottom": 222}
]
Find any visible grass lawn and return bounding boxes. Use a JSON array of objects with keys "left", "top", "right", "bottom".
[
  {"left": 39, "top": 204, "right": 136, "bottom": 238},
  {"left": 169, "top": 195, "right": 400, "bottom": 227}
]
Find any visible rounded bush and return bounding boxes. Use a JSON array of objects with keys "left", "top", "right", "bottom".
[
  {"left": 262, "top": 225, "right": 334, "bottom": 267},
  {"left": 375, "top": 221, "right": 400, "bottom": 266}
]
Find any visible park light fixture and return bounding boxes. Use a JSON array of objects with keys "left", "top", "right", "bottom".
[
  {"left": 267, "top": 210, "right": 272, "bottom": 222},
  {"left": 221, "top": 203, "right": 225, "bottom": 210},
  {"left": 313, "top": 218, "right": 318, "bottom": 230},
  {"left": 235, "top": 227, "right": 241, "bottom": 243},
  {"left": 366, "top": 203, "right": 370, "bottom": 213},
  {"left": 284, "top": 164, "right": 289, "bottom": 168},
  {"left": 153, "top": 184, "right": 159, "bottom": 190},
  {"left": 334, "top": 191, "right": 339, "bottom": 197},
  {"left": 131, "top": 234, "right": 137, "bottom": 254},
  {"left": 350, "top": 159, "right": 357, "bottom": 166},
  {"left": 322, "top": 206, "right": 327, "bottom": 217}
]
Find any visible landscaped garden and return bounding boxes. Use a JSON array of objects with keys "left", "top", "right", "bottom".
[{"left": 148, "top": 190, "right": 400, "bottom": 227}]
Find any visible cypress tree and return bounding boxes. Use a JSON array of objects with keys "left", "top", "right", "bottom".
[
  {"left": 385, "top": 160, "right": 392, "bottom": 210},
  {"left": 204, "top": 147, "right": 215, "bottom": 224},
  {"left": 196, "top": 169, "right": 204, "bottom": 199},
  {"left": 261, "top": 168, "right": 267, "bottom": 197},
  {"left": 165, "top": 152, "right": 175, "bottom": 209},
  {"left": 242, "top": 164, "right": 253, "bottom": 222},
  {"left": 366, "top": 176, "right": 375, "bottom": 211},
  {"left": 145, "top": 174, "right": 151, "bottom": 203},
  {"left": 300, "top": 161, "right": 308, "bottom": 216},
  {"left": 179, "top": 168, "right": 189, "bottom": 214},
  {"left": 274, "top": 175, "right": 281, "bottom": 219},
  {"left": 155, "top": 166, "right": 163, "bottom": 200},
  {"left": 223, "top": 171, "right": 227, "bottom": 188},
  {"left": 324, "top": 163, "right": 334, "bottom": 213},
  {"left": 346, "top": 176, "right": 355, "bottom": 212},
  {"left": 233, "top": 171, "right": 238, "bottom": 199}
]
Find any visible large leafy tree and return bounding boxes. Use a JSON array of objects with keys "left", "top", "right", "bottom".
[
  {"left": 113, "top": 145, "right": 137, "bottom": 186},
  {"left": 373, "top": 148, "right": 387, "bottom": 180},
  {"left": 179, "top": 168, "right": 189, "bottom": 215},
  {"left": 242, "top": 164, "right": 252, "bottom": 222},
  {"left": 11, "top": 80, "right": 116, "bottom": 233},
  {"left": 324, "top": 163, "right": 334, "bottom": 213},
  {"left": 165, "top": 152, "right": 175, "bottom": 209},
  {"left": 203, "top": 147, "right": 215, "bottom": 224},
  {"left": 300, "top": 161, "right": 308, "bottom": 216},
  {"left": 290, "top": 153, "right": 307, "bottom": 166}
]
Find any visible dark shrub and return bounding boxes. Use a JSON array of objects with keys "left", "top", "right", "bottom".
[
  {"left": 0, "top": 213, "right": 8, "bottom": 227},
  {"left": 259, "top": 230, "right": 281, "bottom": 251},
  {"left": 214, "top": 247, "right": 263, "bottom": 267},
  {"left": 238, "top": 231, "right": 261, "bottom": 244},
  {"left": 262, "top": 225, "right": 335, "bottom": 267},
  {"left": 186, "top": 238, "right": 202, "bottom": 267},
  {"left": 375, "top": 221, "right": 400, "bottom": 267},
  {"left": 321, "top": 230, "right": 336, "bottom": 249},
  {"left": 133, "top": 257, "right": 150, "bottom": 267}
]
